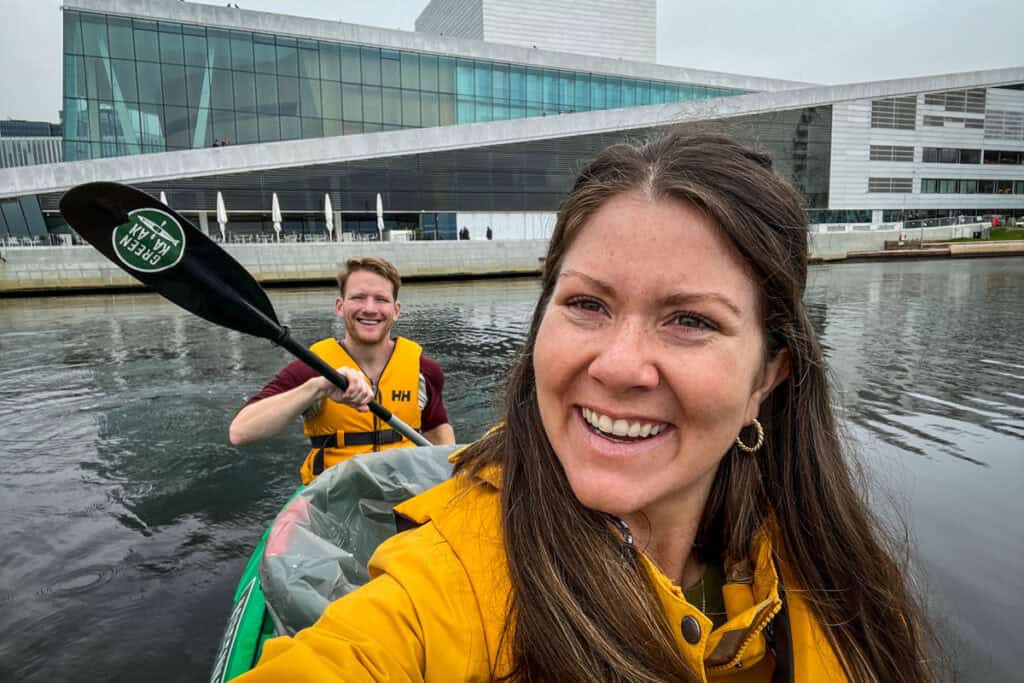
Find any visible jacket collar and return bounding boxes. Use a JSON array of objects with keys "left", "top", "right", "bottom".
[{"left": 443, "top": 458, "right": 786, "bottom": 673}]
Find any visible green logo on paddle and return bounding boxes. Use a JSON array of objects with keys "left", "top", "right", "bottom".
[{"left": 111, "top": 208, "right": 185, "bottom": 273}]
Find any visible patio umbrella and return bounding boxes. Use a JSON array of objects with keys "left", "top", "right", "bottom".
[
  {"left": 272, "top": 192, "right": 282, "bottom": 242},
  {"left": 216, "top": 191, "right": 228, "bottom": 242},
  {"left": 324, "top": 194, "right": 334, "bottom": 241},
  {"left": 376, "top": 193, "right": 384, "bottom": 241}
]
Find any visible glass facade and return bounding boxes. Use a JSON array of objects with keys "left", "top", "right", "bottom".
[
  {"left": 62, "top": 10, "right": 747, "bottom": 161},
  {"left": 34, "top": 105, "right": 832, "bottom": 242}
]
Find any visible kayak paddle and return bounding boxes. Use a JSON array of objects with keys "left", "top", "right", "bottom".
[{"left": 59, "top": 181, "right": 430, "bottom": 448}]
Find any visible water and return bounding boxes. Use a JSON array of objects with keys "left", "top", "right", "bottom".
[{"left": 0, "top": 259, "right": 1021, "bottom": 682}]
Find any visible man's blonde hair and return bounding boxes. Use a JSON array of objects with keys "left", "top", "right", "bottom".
[{"left": 336, "top": 257, "right": 401, "bottom": 298}]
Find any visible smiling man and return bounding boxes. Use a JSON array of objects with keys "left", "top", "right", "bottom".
[{"left": 229, "top": 257, "right": 455, "bottom": 484}]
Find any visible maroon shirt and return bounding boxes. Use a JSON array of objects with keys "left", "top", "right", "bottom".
[{"left": 242, "top": 354, "right": 450, "bottom": 432}]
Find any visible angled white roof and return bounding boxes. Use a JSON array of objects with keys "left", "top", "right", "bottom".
[{"left": 2, "top": 65, "right": 1022, "bottom": 199}]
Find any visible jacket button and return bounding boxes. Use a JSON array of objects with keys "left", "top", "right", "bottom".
[{"left": 680, "top": 615, "right": 701, "bottom": 644}]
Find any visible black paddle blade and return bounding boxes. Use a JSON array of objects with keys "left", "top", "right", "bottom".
[{"left": 60, "top": 182, "right": 283, "bottom": 340}]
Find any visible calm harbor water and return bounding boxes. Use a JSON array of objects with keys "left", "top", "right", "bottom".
[{"left": 0, "top": 258, "right": 1021, "bottom": 682}]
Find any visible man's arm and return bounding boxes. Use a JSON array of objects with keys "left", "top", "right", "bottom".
[
  {"left": 418, "top": 354, "right": 455, "bottom": 445},
  {"left": 422, "top": 423, "right": 455, "bottom": 445},
  {"left": 229, "top": 365, "right": 374, "bottom": 446}
]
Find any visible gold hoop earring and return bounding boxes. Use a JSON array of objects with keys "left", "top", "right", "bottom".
[{"left": 735, "top": 418, "right": 764, "bottom": 453}]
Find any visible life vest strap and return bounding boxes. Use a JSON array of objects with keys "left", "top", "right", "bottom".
[{"left": 309, "top": 431, "right": 405, "bottom": 449}]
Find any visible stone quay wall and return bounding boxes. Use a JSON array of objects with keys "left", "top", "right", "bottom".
[
  {"left": 0, "top": 223, "right": 1018, "bottom": 296},
  {"left": 0, "top": 239, "right": 550, "bottom": 295}
]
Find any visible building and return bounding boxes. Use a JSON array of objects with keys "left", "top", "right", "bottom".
[
  {"left": 0, "top": 0, "right": 1021, "bottom": 245},
  {"left": 0, "top": 120, "right": 63, "bottom": 169},
  {"left": 415, "top": 0, "right": 656, "bottom": 64}
]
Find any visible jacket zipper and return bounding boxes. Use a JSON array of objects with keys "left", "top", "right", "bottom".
[{"left": 706, "top": 600, "right": 783, "bottom": 673}]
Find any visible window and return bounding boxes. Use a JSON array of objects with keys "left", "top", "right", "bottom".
[
  {"left": 924, "top": 88, "right": 987, "bottom": 113},
  {"left": 360, "top": 48, "right": 381, "bottom": 86},
  {"left": 253, "top": 35, "right": 276, "bottom": 74},
  {"left": 920, "top": 178, "right": 1021, "bottom": 194},
  {"left": 107, "top": 17, "right": 135, "bottom": 60},
  {"left": 871, "top": 97, "right": 917, "bottom": 129},
  {"left": 340, "top": 46, "right": 361, "bottom": 83},
  {"left": 321, "top": 81, "right": 342, "bottom": 120},
  {"left": 870, "top": 145, "right": 914, "bottom": 161},
  {"left": 966, "top": 89, "right": 986, "bottom": 113},
  {"left": 985, "top": 110, "right": 1024, "bottom": 141},
  {"left": 342, "top": 83, "right": 361, "bottom": 120},
  {"left": 984, "top": 149, "right": 1024, "bottom": 165},
  {"left": 233, "top": 72, "right": 256, "bottom": 113},
  {"left": 276, "top": 39, "right": 299, "bottom": 77},
  {"left": 923, "top": 115, "right": 944, "bottom": 127},
  {"left": 380, "top": 50, "right": 400, "bottom": 88},
  {"left": 419, "top": 55, "right": 438, "bottom": 91},
  {"left": 319, "top": 44, "right": 340, "bottom": 82},
  {"left": 299, "top": 45, "right": 320, "bottom": 80},
  {"left": 230, "top": 32, "right": 254, "bottom": 72},
  {"left": 960, "top": 149, "right": 981, "bottom": 164},
  {"left": 923, "top": 147, "right": 983, "bottom": 164},
  {"left": 400, "top": 52, "right": 419, "bottom": 90},
  {"left": 868, "top": 177, "right": 912, "bottom": 193}
]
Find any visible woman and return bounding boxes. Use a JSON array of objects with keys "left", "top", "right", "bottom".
[{"left": 236, "top": 133, "right": 933, "bottom": 682}]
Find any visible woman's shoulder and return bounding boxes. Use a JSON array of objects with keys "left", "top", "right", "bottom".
[{"left": 390, "top": 465, "right": 503, "bottom": 549}]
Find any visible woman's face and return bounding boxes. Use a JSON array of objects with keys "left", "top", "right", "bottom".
[{"left": 534, "top": 191, "right": 788, "bottom": 525}]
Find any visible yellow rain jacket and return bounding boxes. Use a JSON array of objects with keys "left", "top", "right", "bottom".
[
  {"left": 237, "top": 465, "right": 847, "bottom": 682},
  {"left": 299, "top": 337, "right": 422, "bottom": 484}
]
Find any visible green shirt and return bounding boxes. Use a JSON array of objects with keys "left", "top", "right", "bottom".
[{"left": 683, "top": 563, "right": 728, "bottom": 629}]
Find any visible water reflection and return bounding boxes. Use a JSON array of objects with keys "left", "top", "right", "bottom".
[{"left": 0, "top": 260, "right": 1021, "bottom": 682}]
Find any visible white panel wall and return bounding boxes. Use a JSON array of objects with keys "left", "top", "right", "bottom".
[
  {"left": 482, "top": 0, "right": 656, "bottom": 63},
  {"left": 416, "top": 0, "right": 656, "bottom": 64},
  {"left": 456, "top": 211, "right": 557, "bottom": 240},
  {"left": 414, "top": 0, "right": 484, "bottom": 39},
  {"left": 829, "top": 87, "right": 1024, "bottom": 211}
]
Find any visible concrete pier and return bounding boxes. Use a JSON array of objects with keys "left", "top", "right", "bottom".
[
  {"left": 0, "top": 239, "right": 549, "bottom": 295},
  {"left": 2, "top": 223, "right": 1021, "bottom": 296}
]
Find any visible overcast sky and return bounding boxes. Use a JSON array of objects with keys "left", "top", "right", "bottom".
[{"left": 1, "top": 0, "right": 1020, "bottom": 122}]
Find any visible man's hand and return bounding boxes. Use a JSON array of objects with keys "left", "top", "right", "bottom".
[{"left": 310, "top": 367, "right": 374, "bottom": 412}]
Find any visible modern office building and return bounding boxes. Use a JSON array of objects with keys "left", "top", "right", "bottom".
[{"left": 0, "top": 0, "right": 1021, "bottom": 244}]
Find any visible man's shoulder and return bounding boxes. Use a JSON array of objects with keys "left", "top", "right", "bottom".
[
  {"left": 419, "top": 353, "right": 443, "bottom": 376},
  {"left": 309, "top": 337, "right": 342, "bottom": 354},
  {"left": 279, "top": 358, "right": 319, "bottom": 381}
]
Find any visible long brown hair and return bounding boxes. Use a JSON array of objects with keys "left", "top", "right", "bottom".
[{"left": 456, "top": 132, "right": 934, "bottom": 682}]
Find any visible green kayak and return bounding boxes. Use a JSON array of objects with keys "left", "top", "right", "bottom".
[{"left": 209, "top": 446, "right": 457, "bottom": 683}]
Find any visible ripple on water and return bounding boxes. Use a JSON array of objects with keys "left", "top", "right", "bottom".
[{"left": 36, "top": 564, "right": 119, "bottom": 599}]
